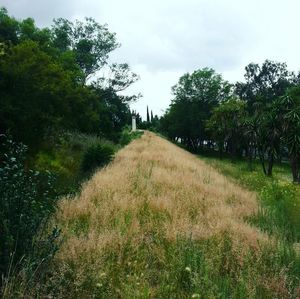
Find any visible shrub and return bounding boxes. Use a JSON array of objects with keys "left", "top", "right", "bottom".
[
  {"left": 119, "top": 129, "right": 132, "bottom": 146},
  {"left": 81, "top": 143, "right": 115, "bottom": 174},
  {"left": 119, "top": 128, "right": 144, "bottom": 146},
  {"left": 0, "top": 135, "right": 59, "bottom": 283}
]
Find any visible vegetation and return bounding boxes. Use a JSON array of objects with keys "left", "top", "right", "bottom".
[
  {"left": 161, "top": 61, "right": 300, "bottom": 183},
  {"left": 5, "top": 132, "right": 297, "bottom": 298},
  {"left": 0, "top": 135, "right": 60, "bottom": 293},
  {"left": 0, "top": 7, "right": 138, "bottom": 149},
  {"left": 201, "top": 155, "right": 300, "bottom": 242},
  {"left": 0, "top": 7, "right": 142, "bottom": 294},
  {"left": 1, "top": 5, "right": 300, "bottom": 299}
]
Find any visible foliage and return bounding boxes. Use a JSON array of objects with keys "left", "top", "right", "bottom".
[
  {"left": 206, "top": 98, "right": 247, "bottom": 159},
  {"left": 278, "top": 86, "right": 300, "bottom": 182},
  {"left": 0, "top": 135, "right": 59, "bottom": 281},
  {"left": 236, "top": 60, "right": 295, "bottom": 110},
  {"left": 119, "top": 127, "right": 144, "bottom": 146},
  {"left": 161, "top": 68, "right": 231, "bottom": 150},
  {"left": 0, "top": 8, "right": 137, "bottom": 150},
  {"left": 80, "top": 143, "right": 115, "bottom": 174},
  {"left": 161, "top": 60, "right": 300, "bottom": 182},
  {"left": 52, "top": 17, "right": 119, "bottom": 83},
  {"left": 0, "top": 40, "right": 76, "bottom": 150}
]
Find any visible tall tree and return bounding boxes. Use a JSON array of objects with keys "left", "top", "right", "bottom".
[
  {"left": 236, "top": 60, "right": 295, "bottom": 110},
  {"left": 206, "top": 98, "right": 246, "bottom": 160},
  {"left": 278, "top": 86, "right": 300, "bottom": 182},
  {"left": 236, "top": 60, "right": 296, "bottom": 176},
  {"left": 52, "top": 17, "right": 119, "bottom": 83},
  {"left": 0, "top": 41, "right": 75, "bottom": 149},
  {"left": 147, "top": 106, "right": 150, "bottom": 122},
  {"left": 162, "top": 68, "right": 231, "bottom": 150}
]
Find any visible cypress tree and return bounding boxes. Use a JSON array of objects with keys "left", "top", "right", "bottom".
[{"left": 147, "top": 106, "right": 150, "bottom": 122}]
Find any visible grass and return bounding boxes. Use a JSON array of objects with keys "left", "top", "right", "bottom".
[
  {"left": 8, "top": 132, "right": 300, "bottom": 298},
  {"left": 200, "top": 155, "right": 300, "bottom": 243}
]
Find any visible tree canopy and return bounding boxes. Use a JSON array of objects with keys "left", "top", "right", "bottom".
[{"left": 0, "top": 8, "right": 139, "bottom": 149}]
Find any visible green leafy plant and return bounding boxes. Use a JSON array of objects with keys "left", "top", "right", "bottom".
[
  {"left": 81, "top": 143, "right": 115, "bottom": 174},
  {"left": 0, "top": 135, "right": 59, "bottom": 284}
]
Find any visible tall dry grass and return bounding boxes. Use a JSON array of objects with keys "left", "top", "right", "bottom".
[
  {"left": 40, "top": 132, "right": 298, "bottom": 298},
  {"left": 57, "top": 131, "right": 264, "bottom": 253}
]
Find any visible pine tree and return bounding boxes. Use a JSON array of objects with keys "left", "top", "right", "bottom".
[{"left": 151, "top": 110, "right": 153, "bottom": 122}]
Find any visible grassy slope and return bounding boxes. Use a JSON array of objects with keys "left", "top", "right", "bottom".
[
  {"left": 40, "top": 132, "right": 299, "bottom": 298},
  {"left": 200, "top": 156, "right": 300, "bottom": 243}
]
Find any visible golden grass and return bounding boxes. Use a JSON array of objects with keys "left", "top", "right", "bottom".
[{"left": 54, "top": 131, "right": 267, "bottom": 263}]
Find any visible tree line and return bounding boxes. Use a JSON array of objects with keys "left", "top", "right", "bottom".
[{"left": 160, "top": 62, "right": 300, "bottom": 183}]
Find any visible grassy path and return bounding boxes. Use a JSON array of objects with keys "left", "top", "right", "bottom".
[{"left": 37, "top": 132, "right": 299, "bottom": 298}]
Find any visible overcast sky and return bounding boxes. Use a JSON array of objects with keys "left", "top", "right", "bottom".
[{"left": 2, "top": 0, "right": 300, "bottom": 119}]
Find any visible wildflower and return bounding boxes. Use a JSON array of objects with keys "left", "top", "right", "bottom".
[
  {"left": 96, "top": 283, "right": 103, "bottom": 288},
  {"left": 192, "top": 294, "right": 200, "bottom": 298},
  {"left": 185, "top": 266, "right": 191, "bottom": 272}
]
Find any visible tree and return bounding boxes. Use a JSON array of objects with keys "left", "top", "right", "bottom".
[
  {"left": 236, "top": 60, "right": 295, "bottom": 110},
  {"left": 163, "top": 68, "right": 231, "bottom": 150},
  {"left": 147, "top": 106, "right": 150, "bottom": 122},
  {"left": 0, "top": 7, "right": 19, "bottom": 45},
  {"left": 278, "top": 86, "right": 300, "bottom": 182},
  {"left": 52, "top": 17, "right": 119, "bottom": 83},
  {"left": 236, "top": 60, "right": 296, "bottom": 176},
  {"left": 0, "top": 41, "right": 75, "bottom": 150},
  {"left": 206, "top": 98, "right": 247, "bottom": 160}
]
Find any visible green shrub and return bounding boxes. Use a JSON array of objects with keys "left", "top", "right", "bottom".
[
  {"left": 0, "top": 135, "right": 59, "bottom": 285},
  {"left": 81, "top": 143, "right": 115, "bottom": 174},
  {"left": 119, "top": 128, "right": 143, "bottom": 146},
  {"left": 119, "top": 129, "right": 132, "bottom": 146}
]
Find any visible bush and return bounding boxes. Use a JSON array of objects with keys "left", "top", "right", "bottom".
[
  {"left": 119, "top": 129, "right": 132, "bottom": 146},
  {"left": 119, "top": 128, "right": 144, "bottom": 146},
  {"left": 81, "top": 143, "right": 115, "bottom": 174},
  {"left": 0, "top": 135, "right": 59, "bottom": 282}
]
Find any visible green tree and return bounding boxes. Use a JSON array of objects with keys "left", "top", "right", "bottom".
[
  {"left": 236, "top": 60, "right": 296, "bottom": 176},
  {"left": 0, "top": 41, "right": 75, "bottom": 149},
  {"left": 278, "top": 86, "right": 300, "bottom": 182},
  {"left": 236, "top": 60, "right": 295, "bottom": 110},
  {"left": 163, "top": 68, "right": 231, "bottom": 150},
  {"left": 147, "top": 106, "right": 150, "bottom": 122},
  {"left": 52, "top": 17, "right": 119, "bottom": 83},
  {"left": 206, "top": 98, "right": 246, "bottom": 160},
  {"left": 0, "top": 7, "right": 19, "bottom": 45}
]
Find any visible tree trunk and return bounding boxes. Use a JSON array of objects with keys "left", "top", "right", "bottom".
[
  {"left": 258, "top": 148, "right": 267, "bottom": 175},
  {"left": 290, "top": 154, "right": 300, "bottom": 183},
  {"left": 219, "top": 141, "right": 223, "bottom": 160},
  {"left": 248, "top": 143, "right": 253, "bottom": 171},
  {"left": 267, "top": 150, "right": 274, "bottom": 176}
]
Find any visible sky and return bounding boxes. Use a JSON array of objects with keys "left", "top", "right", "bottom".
[{"left": 2, "top": 0, "right": 300, "bottom": 119}]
